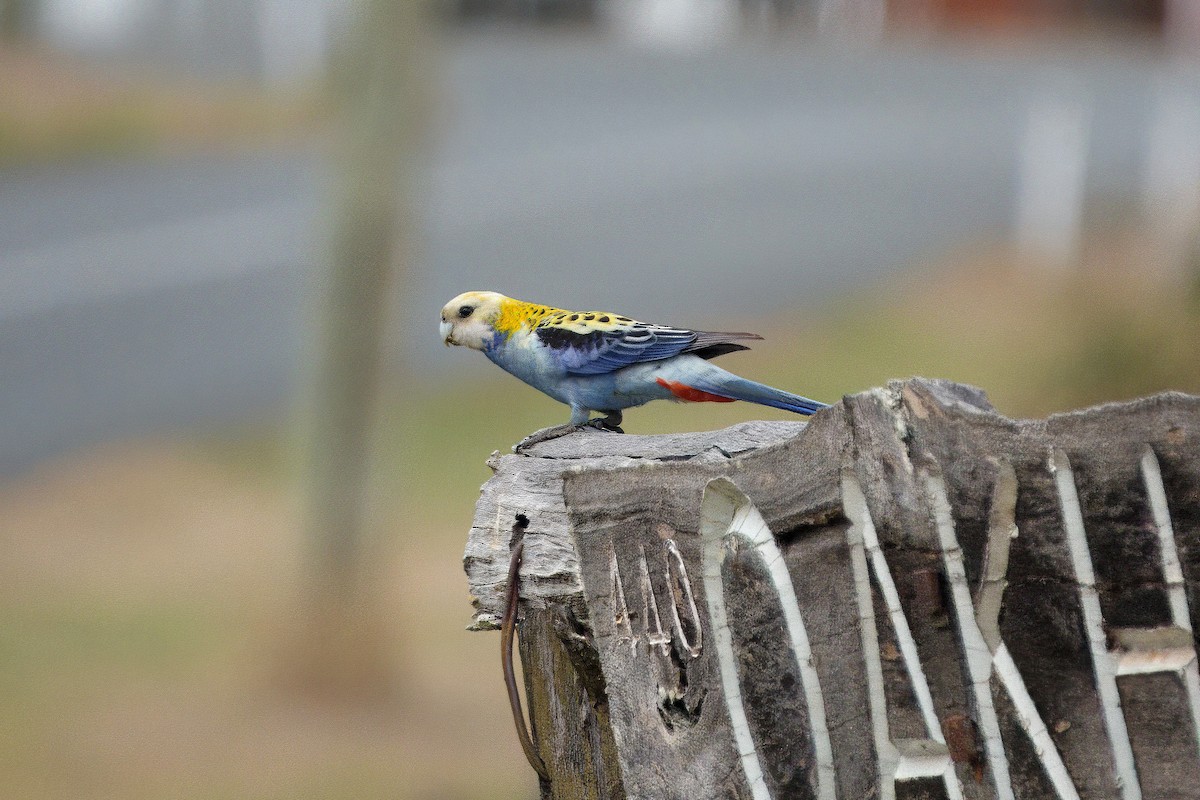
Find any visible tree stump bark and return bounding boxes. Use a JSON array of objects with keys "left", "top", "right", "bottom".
[{"left": 464, "top": 378, "right": 1200, "bottom": 800}]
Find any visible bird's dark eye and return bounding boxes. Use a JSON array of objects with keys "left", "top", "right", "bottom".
[{"left": 458, "top": 305, "right": 474, "bottom": 319}]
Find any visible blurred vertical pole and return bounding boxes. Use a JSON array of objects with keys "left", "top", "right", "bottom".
[
  {"left": 1142, "top": 81, "right": 1200, "bottom": 276},
  {"left": 294, "top": 0, "right": 429, "bottom": 695},
  {"left": 1015, "top": 91, "right": 1089, "bottom": 271}
]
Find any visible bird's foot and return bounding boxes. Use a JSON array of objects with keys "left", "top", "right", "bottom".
[
  {"left": 589, "top": 410, "right": 624, "bottom": 434},
  {"left": 584, "top": 418, "right": 624, "bottom": 434}
]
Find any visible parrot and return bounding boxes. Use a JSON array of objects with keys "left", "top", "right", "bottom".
[{"left": 440, "top": 291, "right": 828, "bottom": 446}]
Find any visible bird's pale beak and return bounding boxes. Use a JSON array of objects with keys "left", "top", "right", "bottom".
[{"left": 440, "top": 319, "right": 454, "bottom": 346}]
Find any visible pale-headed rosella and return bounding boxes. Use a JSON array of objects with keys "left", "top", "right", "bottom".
[{"left": 440, "top": 291, "right": 828, "bottom": 445}]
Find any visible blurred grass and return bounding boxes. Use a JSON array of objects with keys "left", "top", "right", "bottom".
[
  {"left": 0, "top": 440, "right": 532, "bottom": 800},
  {"left": 1, "top": 228, "right": 1198, "bottom": 799},
  {"left": 0, "top": 44, "right": 322, "bottom": 164},
  {"left": 751, "top": 234, "right": 1200, "bottom": 420}
]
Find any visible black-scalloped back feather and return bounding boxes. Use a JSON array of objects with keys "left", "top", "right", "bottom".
[{"left": 534, "top": 318, "right": 763, "bottom": 377}]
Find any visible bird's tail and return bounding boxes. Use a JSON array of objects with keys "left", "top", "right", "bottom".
[{"left": 681, "top": 364, "right": 829, "bottom": 416}]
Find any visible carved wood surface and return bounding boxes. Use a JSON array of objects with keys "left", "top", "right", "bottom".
[{"left": 464, "top": 379, "right": 1200, "bottom": 800}]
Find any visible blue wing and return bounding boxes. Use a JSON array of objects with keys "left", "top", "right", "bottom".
[{"left": 534, "top": 312, "right": 761, "bottom": 377}]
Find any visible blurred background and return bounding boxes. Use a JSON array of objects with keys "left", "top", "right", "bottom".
[{"left": 1, "top": 0, "right": 1199, "bottom": 797}]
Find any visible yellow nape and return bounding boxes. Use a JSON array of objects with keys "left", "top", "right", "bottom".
[{"left": 494, "top": 297, "right": 561, "bottom": 337}]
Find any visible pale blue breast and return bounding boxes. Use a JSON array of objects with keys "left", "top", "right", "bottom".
[
  {"left": 484, "top": 328, "right": 693, "bottom": 415},
  {"left": 483, "top": 330, "right": 573, "bottom": 405}
]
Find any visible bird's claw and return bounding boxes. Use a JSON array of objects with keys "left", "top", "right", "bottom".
[
  {"left": 590, "top": 410, "right": 623, "bottom": 434},
  {"left": 584, "top": 418, "right": 624, "bottom": 434}
]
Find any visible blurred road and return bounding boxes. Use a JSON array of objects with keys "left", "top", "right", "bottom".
[{"left": 0, "top": 30, "right": 1189, "bottom": 473}]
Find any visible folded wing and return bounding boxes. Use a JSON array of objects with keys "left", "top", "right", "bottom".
[{"left": 534, "top": 312, "right": 762, "bottom": 376}]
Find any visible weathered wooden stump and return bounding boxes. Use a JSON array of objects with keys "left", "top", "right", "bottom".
[{"left": 464, "top": 378, "right": 1200, "bottom": 800}]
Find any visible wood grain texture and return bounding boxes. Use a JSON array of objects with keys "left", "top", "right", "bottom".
[{"left": 465, "top": 379, "right": 1200, "bottom": 800}]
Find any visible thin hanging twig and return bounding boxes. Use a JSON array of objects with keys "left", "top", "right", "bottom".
[{"left": 502, "top": 536, "right": 550, "bottom": 781}]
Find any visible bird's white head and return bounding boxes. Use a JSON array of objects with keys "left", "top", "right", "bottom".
[{"left": 440, "top": 291, "right": 509, "bottom": 350}]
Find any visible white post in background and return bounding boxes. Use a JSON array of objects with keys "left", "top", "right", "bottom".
[
  {"left": 258, "top": 0, "right": 329, "bottom": 86},
  {"left": 1015, "top": 91, "right": 1090, "bottom": 271},
  {"left": 600, "top": 0, "right": 739, "bottom": 49},
  {"left": 174, "top": 0, "right": 213, "bottom": 69},
  {"left": 1142, "top": 78, "right": 1200, "bottom": 275}
]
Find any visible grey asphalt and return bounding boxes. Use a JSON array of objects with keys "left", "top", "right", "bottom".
[{"left": 0, "top": 30, "right": 1190, "bottom": 474}]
